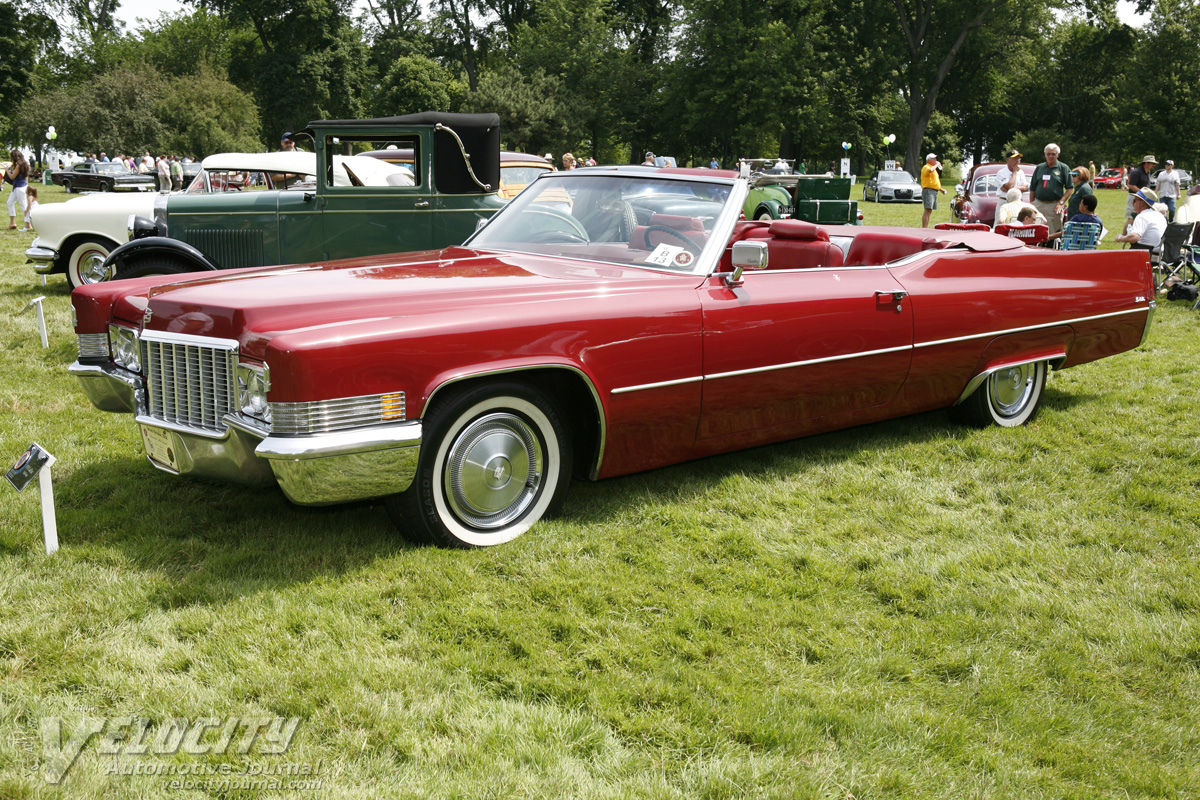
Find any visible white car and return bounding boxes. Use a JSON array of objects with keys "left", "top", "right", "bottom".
[{"left": 27, "top": 151, "right": 408, "bottom": 288}]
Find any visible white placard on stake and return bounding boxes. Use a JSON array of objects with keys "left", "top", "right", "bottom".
[{"left": 5, "top": 443, "right": 59, "bottom": 554}]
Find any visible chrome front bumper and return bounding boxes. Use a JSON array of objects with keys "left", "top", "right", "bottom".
[
  {"left": 70, "top": 361, "right": 422, "bottom": 505},
  {"left": 26, "top": 244, "right": 59, "bottom": 274}
]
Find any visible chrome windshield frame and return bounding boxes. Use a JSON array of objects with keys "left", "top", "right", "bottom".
[{"left": 463, "top": 169, "right": 746, "bottom": 278}]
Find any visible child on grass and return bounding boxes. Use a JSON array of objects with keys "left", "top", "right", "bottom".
[{"left": 22, "top": 185, "right": 38, "bottom": 232}]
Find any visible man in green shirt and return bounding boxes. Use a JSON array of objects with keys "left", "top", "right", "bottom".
[{"left": 1030, "top": 143, "right": 1072, "bottom": 236}]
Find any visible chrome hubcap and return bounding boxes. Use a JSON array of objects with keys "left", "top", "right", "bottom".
[
  {"left": 80, "top": 251, "right": 110, "bottom": 284},
  {"left": 990, "top": 364, "right": 1036, "bottom": 417},
  {"left": 445, "top": 412, "right": 543, "bottom": 529}
]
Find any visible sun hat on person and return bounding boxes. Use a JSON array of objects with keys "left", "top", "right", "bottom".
[
  {"left": 1134, "top": 188, "right": 1159, "bottom": 206},
  {"left": 1141, "top": 155, "right": 1158, "bottom": 165}
]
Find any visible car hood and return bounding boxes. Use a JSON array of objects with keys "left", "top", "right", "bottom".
[{"left": 104, "top": 246, "right": 701, "bottom": 356}]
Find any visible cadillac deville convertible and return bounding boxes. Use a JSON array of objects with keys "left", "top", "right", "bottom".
[{"left": 70, "top": 168, "right": 1154, "bottom": 548}]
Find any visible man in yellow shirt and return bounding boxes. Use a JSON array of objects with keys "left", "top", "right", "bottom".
[{"left": 921, "top": 152, "right": 946, "bottom": 227}]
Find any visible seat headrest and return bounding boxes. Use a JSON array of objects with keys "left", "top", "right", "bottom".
[{"left": 769, "top": 219, "right": 828, "bottom": 241}]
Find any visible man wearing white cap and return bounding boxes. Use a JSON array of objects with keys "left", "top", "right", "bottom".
[
  {"left": 920, "top": 152, "right": 945, "bottom": 228},
  {"left": 1115, "top": 188, "right": 1167, "bottom": 250},
  {"left": 994, "top": 148, "right": 1029, "bottom": 227},
  {"left": 1157, "top": 159, "right": 1181, "bottom": 222}
]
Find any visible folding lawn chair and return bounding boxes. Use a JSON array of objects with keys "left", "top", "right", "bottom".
[
  {"left": 1056, "top": 221, "right": 1101, "bottom": 251},
  {"left": 1154, "top": 221, "right": 1200, "bottom": 292}
]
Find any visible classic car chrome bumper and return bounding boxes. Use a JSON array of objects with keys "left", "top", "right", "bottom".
[
  {"left": 26, "top": 244, "right": 58, "bottom": 273},
  {"left": 69, "top": 361, "right": 422, "bottom": 506}
]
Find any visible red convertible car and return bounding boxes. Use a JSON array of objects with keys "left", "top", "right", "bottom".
[{"left": 69, "top": 168, "right": 1154, "bottom": 547}]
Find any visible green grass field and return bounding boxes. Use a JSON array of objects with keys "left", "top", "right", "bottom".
[{"left": 1, "top": 182, "right": 1197, "bottom": 798}]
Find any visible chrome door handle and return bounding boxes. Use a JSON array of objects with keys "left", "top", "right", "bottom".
[
  {"left": 875, "top": 289, "right": 908, "bottom": 300},
  {"left": 414, "top": 200, "right": 430, "bottom": 209}
]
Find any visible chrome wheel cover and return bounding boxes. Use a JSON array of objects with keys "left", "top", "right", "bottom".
[
  {"left": 989, "top": 364, "right": 1037, "bottom": 418},
  {"left": 79, "top": 251, "right": 110, "bottom": 284},
  {"left": 444, "top": 412, "right": 543, "bottom": 529}
]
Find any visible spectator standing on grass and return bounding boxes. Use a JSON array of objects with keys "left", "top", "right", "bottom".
[
  {"left": 993, "top": 149, "right": 1029, "bottom": 226},
  {"left": 1124, "top": 155, "right": 1155, "bottom": 232},
  {"left": 170, "top": 156, "right": 183, "bottom": 191},
  {"left": 1065, "top": 166, "right": 1093, "bottom": 220},
  {"left": 5, "top": 150, "right": 30, "bottom": 230},
  {"left": 1030, "top": 143, "right": 1072, "bottom": 236},
  {"left": 1157, "top": 159, "right": 1181, "bottom": 222},
  {"left": 156, "top": 155, "right": 170, "bottom": 191},
  {"left": 920, "top": 152, "right": 945, "bottom": 228},
  {"left": 1115, "top": 188, "right": 1167, "bottom": 250}
]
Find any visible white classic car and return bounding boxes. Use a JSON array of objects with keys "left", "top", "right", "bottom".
[{"left": 27, "top": 151, "right": 409, "bottom": 288}]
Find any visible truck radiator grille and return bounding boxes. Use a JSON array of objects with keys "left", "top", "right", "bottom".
[
  {"left": 141, "top": 333, "right": 239, "bottom": 433},
  {"left": 183, "top": 229, "right": 266, "bottom": 270}
]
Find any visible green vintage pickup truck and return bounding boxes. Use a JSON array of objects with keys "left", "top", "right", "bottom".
[{"left": 104, "top": 112, "right": 505, "bottom": 281}]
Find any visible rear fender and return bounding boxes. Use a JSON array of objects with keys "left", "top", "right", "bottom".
[{"left": 955, "top": 329, "right": 1072, "bottom": 405}]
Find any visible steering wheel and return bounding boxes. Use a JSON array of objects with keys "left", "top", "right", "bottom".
[
  {"left": 525, "top": 207, "right": 590, "bottom": 242},
  {"left": 643, "top": 224, "right": 702, "bottom": 255}
]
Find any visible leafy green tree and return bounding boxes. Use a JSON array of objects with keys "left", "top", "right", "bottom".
[
  {"left": 466, "top": 63, "right": 571, "bottom": 153},
  {"left": 156, "top": 67, "right": 262, "bottom": 156},
  {"left": 13, "top": 65, "right": 167, "bottom": 155},
  {"left": 373, "top": 54, "right": 466, "bottom": 116},
  {"left": 0, "top": 3, "right": 59, "bottom": 121}
]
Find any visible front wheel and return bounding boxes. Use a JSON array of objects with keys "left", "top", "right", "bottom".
[
  {"left": 66, "top": 237, "right": 117, "bottom": 289},
  {"left": 99, "top": 182, "right": 110, "bottom": 192},
  {"left": 388, "top": 382, "right": 572, "bottom": 548},
  {"left": 61, "top": 179, "right": 72, "bottom": 193},
  {"left": 114, "top": 256, "right": 195, "bottom": 281},
  {"left": 949, "top": 361, "right": 1047, "bottom": 428},
  {"left": 755, "top": 208, "right": 774, "bottom": 221}
]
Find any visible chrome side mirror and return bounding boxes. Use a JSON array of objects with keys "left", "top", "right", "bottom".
[{"left": 722, "top": 240, "right": 767, "bottom": 287}]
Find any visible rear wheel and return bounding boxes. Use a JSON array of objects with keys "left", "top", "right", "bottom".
[
  {"left": 114, "top": 256, "right": 195, "bottom": 281},
  {"left": 950, "top": 360, "right": 1047, "bottom": 428},
  {"left": 65, "top": 237, "right": 116, "bottom": 289},
  {"left": 387, "top": 382, "right": 572, "bottom": 548}
]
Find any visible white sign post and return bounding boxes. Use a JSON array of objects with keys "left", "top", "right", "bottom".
[
  {"left": 6, "top": 443, "right": 59, "bottom": 554},
  {"left": 29, "top": 296, "right": 48, "bottom": 348}
]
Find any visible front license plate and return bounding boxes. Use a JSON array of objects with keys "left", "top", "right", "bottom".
[{"left": 140, "top": 425, "right": 179, "bottom": 471}]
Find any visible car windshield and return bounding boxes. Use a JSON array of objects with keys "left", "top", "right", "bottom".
[
  {"left": 469, "top": 172, "right": 734, "bottom": 272},
  {"left": 95, "top": 163, "right": 134, "bottom": 175},
  {"left": 878, "top": 171, "right": 916, "bottom": 184}
]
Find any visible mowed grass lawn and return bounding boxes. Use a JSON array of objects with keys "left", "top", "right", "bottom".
[{"left": 1, "top": 182, "right": 1198, "bottom": 799}]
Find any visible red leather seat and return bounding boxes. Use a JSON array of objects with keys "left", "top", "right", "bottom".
[
  {"left": 934, "top": 222, "right": 990, "bottom": 231},
  {"left": 844, "top": 231, "right": 929, "bottom": 265},
  {"left": 764, "top": 219, "right": 844, "bottom": 269}
]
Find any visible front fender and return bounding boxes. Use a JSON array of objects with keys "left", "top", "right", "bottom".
[{"left": 103, "top": 236, "right": 221, "bottom": 274}]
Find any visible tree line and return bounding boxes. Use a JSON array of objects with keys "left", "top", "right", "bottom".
[{"left": 0, "top": 0, "right": 1194, "bottom": 174}]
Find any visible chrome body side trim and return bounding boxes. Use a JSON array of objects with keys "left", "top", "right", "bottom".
[
  {"left": 609, "top": 305, "right": 1151, "bottom": 395},
  {"left": 26, "top": 245, "right": 58, "bottom": 272},
  {"left": 68, "top": 361, "right": 141, "bottom": 413},
  {"left": 913, "top": 307, "right": 1147, "bottom": 350},
  {"left": 705, "top": 344, "right": 913, "bottom": 382}
]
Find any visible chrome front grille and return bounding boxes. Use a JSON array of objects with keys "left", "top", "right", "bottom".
[
  {"left": 140, "top": 332, "right": 239, "bottom": 432},
  {"left": 271, "top": 393, "right": 406, "bottom": 435},
  {"left": 77, "top": 333, "right": 109, "bottom": 360}
]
